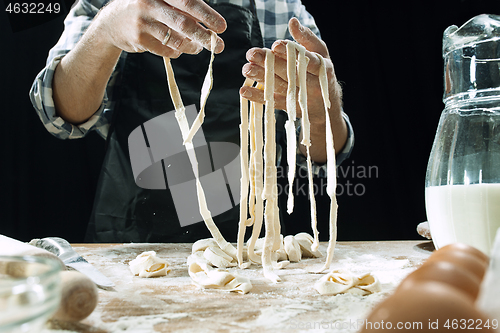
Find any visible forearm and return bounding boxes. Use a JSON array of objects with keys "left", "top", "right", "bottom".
[
  {"left": 52, "top": 0, "right": 226, "bottom": 125},
  {"left": 299, "top": 83, "right": 347, "bottom": 164},
  {"left": 52, "top": 19, "right": 122, "bottom": 125}
]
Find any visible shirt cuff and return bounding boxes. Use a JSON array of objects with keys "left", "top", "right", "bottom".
[{"left": 29, "top": 55, "right": 108, "bottom": 140}]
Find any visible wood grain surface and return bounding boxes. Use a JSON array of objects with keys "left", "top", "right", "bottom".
[{"left": 45, "top": 241, "right": 434, "bottom": 333}]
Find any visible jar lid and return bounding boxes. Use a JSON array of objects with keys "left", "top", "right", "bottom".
[
  {"left": 443, "top": 14, "right": 500, "bottom": 102},
  {"left": 443, "top": 14, "right": 500, "bottom": 56}
]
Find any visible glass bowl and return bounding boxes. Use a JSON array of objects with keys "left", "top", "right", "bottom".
[{"left": 0, "top": 256, "right": 62, "bottom": 333}]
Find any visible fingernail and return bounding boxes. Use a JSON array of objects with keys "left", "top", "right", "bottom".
[
  {"left": 273, "top": 42, "right": 286, "bottom": 54},
  {"left": 243, "top": 64, "right": 256, "bottom": 77},
  {"left": 256, "top": 53, "right": 264, "bottom": 63},
  {"left": 241, "top": 88, "right": 252, "bottom": 98},
  {"left": 216, "top": 19, "right": 227, "bottom": 33}
]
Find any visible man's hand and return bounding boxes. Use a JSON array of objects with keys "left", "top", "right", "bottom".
[
  {"left": 53, "top": 0, "right": 227, "bottom": 125},
  {"left": 240, "top": 17, "right": 347, "bottom": 163},
  {"left": 96, "top": 0, "right": 227, "bottom": 58}
]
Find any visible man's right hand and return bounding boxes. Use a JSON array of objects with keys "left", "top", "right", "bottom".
[
  {"left": 53, "top": 0, "right": 226, "bottom": 125},
  {"left": 96, "top": 0, "right": 226, "bottom": 58}
]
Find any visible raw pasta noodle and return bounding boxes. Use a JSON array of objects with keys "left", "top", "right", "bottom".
[
  {"left": 314, "top": 270, "right": 380, "bottom": 296},
  {"left": 245, "top": 101, "right": 265, "bottom": 265},
  {"left": 129, "top": 251, "right": 171, "bottom": 278},
  {"left": 163, "top": 31, "right": 237, "bottom": 260},
  {"left": 283, "top": 235, "right": 301, "bottom": 262},
  {"left": 285, "top": 42, "right": 298, "bottom": 215},
  {"left": 237, "top": 78, "right": 253, "bottom": 267},
  {"left": 263, "top": 51, "right": 281, "bottom": 255},
  {"left": 316, "top": 53, "right": 338, "bottom": 272},
  {"left": 187, "top": 251, "right": 252, "bottom": 294},
  {"left": 261, "top": 49, "right": 281, "bottom": 283},
  {"left": 295, "top": 44, "right": 320, "bottom": 253},
  {"left": 183, "top": 31, "right": 217, "bottom": 144},
  {"left": 236, "top": 41, "right": 339, "bottom": 281},
  {"left": 165, "top": 31, "right": 338, "bottom": 282}
]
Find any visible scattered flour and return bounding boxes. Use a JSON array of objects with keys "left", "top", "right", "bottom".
[{"left": 61, "top": 241, "right": 431, "bottom": 333}]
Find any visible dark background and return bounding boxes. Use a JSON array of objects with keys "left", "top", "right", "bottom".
[{"left": 1, "top": 0, "right": 498, "bottom": 242}]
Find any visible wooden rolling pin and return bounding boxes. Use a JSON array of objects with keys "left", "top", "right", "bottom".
[
  {"left": 52, "top": 270, "right": 99, "bottom": 322},
  {"left": 0, "top": 234, "right": 98, "bottom": 322}
]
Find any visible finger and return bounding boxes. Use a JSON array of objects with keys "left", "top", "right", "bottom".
[
  {"left": 154, "top": 3, "right": 225, "bottom": 53},
  {"left": 141, "top": 33, "right": 183, "bottom": 58},
  {"left": 241, "top": 62, "right": 289, "bottom": 96},
  {"left": 165, "top": 0, "right": 227, "bottom": 33},
  {"left": 271, "top": 39, "right": 324, "bottom": 78},
  {"left": 245, "top": 47, "right": 292, "bottom": 90},
  {"left": 240, "top": 86, "right": 290, "bottom": 112},
  {"left": 146, "top": 21, "right": 203, "bottom": 54},
  {"left": 288, "top": 17, "right": 328, "bottom": 58},
  {"left": 246, "top": 43, "right": 319, "bottom": 85},
  {"left": 243, "top": 46, "right": 325, "bottom": 112},
  {"left": 160, "top": 29, "right": 204, "bottom": 54}
]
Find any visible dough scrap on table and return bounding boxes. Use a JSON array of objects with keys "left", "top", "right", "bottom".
[
  {"left": 129, "top": 251, "right": 171, "bottom": 278},
  {"left": 188, "top": 245, "right": 252, "bottom": 294},
  {"left": 252, "top": 232, "right": 321, "bottom": 264},
  {"left": 416, "top": 221, "right": 432, "bottom": 240},
  {"left": 314, "top": 269, "right": 381, "bottom": 296},
  {"left": 294, "top": 232, "right": 322, "bottom": 258},
  {"left": 284, "top": 235, "right": 301, "bottom": 262},
  {"left": 192, "top": 238, "right": 219, "bottom": 254}
]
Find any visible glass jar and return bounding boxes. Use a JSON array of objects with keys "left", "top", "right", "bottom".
[
  {"left": 425, "top": 14, "right": 500, "bottom": 255},
  {"left": 0, "top": 256, "right": 62, "bottom": 333}
]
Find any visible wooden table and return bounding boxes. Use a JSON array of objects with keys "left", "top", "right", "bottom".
[{"left": 45, "top": 241, "right": 434, "bottom": 333}]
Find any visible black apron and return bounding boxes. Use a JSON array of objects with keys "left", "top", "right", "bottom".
[{"left": 85, "top": 3, "right": 264, "bottom": 243}]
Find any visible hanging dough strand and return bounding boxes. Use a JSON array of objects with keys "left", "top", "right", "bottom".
[
  {"left": 296, "top": 44, "right": 320, "bottom": 252},
  {"left": 315, "top": 53, "right": 338, "bottom": 272},
  {"left": 162, "top": 31, "right": 237, "bottom": 260},
  {"left": 261, "top": 49, "right": 281, "bottom": 283},
  {"left": 237, "top": 78, "right": 253, "bottom": 267},
  {"left": 247, "top": 95, "right": 257, "bottom": 228},
  {"left": 246, "top": 99, "right": 265, "bottom": 265},
  {"left": 285, "top": 41, "right": 298, "bottom": 214},
  {"left": 184, "top": 31, "right": 217, "bottom": 144}
]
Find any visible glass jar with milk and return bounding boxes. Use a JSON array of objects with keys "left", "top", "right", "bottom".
[{"left": 426, "top": 14, "right": 500, "bottom": 255}]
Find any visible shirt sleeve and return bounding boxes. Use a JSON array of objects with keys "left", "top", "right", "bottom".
[
  {"left": 29, "top": 0, "right": 116, "bottom": 140},
  {"left": 255, "top": 0, "right": 321, "bottom": 47}
]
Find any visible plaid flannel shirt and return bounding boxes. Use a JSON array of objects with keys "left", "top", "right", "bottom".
[{"left": 30, "top": 0, "right": 354, "bottom": 177}]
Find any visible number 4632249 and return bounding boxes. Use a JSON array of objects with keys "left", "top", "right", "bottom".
[{"left": 5, "top": 2, "right": 61, "bottom": 14}]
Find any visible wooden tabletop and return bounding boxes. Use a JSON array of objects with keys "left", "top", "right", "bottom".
[{"left": 45, "top": 241, "right": 434, "bottom": 333}]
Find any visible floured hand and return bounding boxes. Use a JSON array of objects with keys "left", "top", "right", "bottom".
[{"left": 94, "top": 0, "right": 226, "bottom": 58}]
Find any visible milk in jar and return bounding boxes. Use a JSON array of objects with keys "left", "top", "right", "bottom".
[
  {"left": 425, "top": 14, "right": 500, "bottom": 255},
  {"left": 425, "top": 184, "right": 500, "bottom": 254}
]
